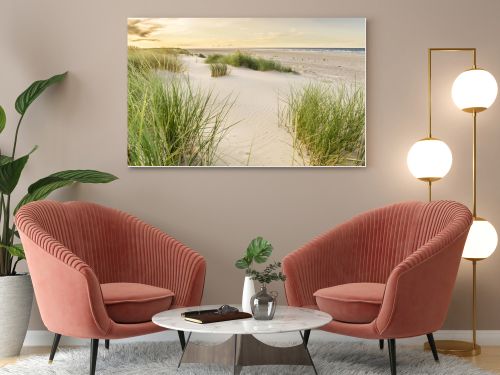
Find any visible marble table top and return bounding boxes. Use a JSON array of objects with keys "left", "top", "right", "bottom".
[{"left": 152, "top": 305, "right": 332, "bottom": 335}]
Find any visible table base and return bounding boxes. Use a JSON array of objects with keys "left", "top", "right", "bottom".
[{"left": 178, "top": 331, "right": 317, "bottom": 374}]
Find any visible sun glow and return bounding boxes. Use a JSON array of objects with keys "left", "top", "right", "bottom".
[{"left": 127, "top": 18, "right": 366, "bottom": 49}]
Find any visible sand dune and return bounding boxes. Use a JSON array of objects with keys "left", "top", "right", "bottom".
[
  {"left": 183, "top": 55, "right": 309, "bottom": 166},
  {"left": 158, "top": 49, "right": 365, "bottom": 166}
]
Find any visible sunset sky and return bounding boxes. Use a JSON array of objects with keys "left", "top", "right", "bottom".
[{"left": 127, "top": 18, "right": 365, "bottom": 49}]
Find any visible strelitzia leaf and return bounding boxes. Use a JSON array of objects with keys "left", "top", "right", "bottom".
[
  {"left": 0, "top": 105, "right": 5, "bottom": 134},
  {"left": 15, "top": 180, "right": 73, "bottom": 213},
  {"left": 14, "top": 169, "right": 117, "bottom": 213},
  {"left": 0, "top": 155, "right": 13, "bottom": 166},
  {"left": 0, "top": 147, "right": 37, "bottom": 194},
  {"left": 0, "top": 244, "right": 25, "bottom": 260},
  {"left": 15, "top": 72, "right": 67, "bottom": 115},
  {"left": 28, "top": 169, "right": 117, "bottom": 194}
]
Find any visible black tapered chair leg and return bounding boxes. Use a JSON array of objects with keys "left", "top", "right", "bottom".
[
  {"left": 105, "top": 339, "right": 110, "bottom": 350},
  {"left": 426, "top": 333, "right": 439, "bottom": 362},
  {"left": 177, "top": 330, "right": 186, "bottom": 350},
  {"left": 90, "top": 339, "right": 99, "bottom": 375},
  {"left": 48, "top": 333, "right": 62, "bottom": 363},
  {"left": 303, "top": 329, "right": 311, "bottom": 347},
  {"left": 388, "top": 339, "right": 396, "bottom": 375},
  {"left": 379, "top": 339, "right": 384, "bottom": 350}
]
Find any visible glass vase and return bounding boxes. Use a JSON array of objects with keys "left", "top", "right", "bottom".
[{"left": 250, "top": 285, "right": 278, "bottom": 320}]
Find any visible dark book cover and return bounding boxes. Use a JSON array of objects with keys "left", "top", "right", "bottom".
[{"left": 183, "top": 311, "right": 252, "bottom": 324}]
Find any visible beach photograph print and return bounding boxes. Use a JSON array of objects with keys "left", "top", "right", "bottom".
[{"left": 127, "top": 18, "right": 366, "bottom": 167}]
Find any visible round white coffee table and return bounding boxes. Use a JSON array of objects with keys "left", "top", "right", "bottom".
[{"left": 153, "top": 305, "right": 331, "bottom": 374}]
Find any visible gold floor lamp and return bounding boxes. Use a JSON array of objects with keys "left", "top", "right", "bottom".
[{"left": 407, "top": 48, "right": 498, "bottom": 356}]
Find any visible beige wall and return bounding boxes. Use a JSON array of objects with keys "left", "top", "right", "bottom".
[{"left": 1, "top": 0, "right": 500, "bottom": 331}]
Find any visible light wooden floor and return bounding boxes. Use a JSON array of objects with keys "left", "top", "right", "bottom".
[
  {"left": 465, "top": 346, "right": 500, "bottom": 373},
  {"left": 1, "top": 345, "right": 500, "bottom": 372}
]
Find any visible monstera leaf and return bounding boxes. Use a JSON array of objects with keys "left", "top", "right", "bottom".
[
  {"left": 235, "top": 236, "right": 274, "bottom": 269},
  {"left": 15, "top": 170, "right": 117, "bottom": 213},
  {"left": 235, "top": 258, "right": 251, "bottom": 269},
  {"left": 15, "top": 72, "right": 67, "bottom": 115},
  {"left": 246, "top": 236, "right": 273, "bottom": 263}
]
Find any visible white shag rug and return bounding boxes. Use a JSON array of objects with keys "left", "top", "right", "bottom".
[{"left": 0, "top": 341, "right": 494, "bottom": 374}]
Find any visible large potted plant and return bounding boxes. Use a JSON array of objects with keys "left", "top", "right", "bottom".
[{"left": 0, "top": 72, "right": 117, "bottom": 357}]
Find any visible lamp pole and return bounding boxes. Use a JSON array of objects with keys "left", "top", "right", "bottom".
[
  {"left": 463, "top": 108, "right": 485, "bottom": 354},
  {"left": 470, "top": 108, "right": 479, "bottom": 352}
]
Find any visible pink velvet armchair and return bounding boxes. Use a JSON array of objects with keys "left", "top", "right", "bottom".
[
  {"left": 283, "top": 200, "right": 472, "bottom": 375},
  {"left": 16, "top": 200, "right": 206, "bottom": 375}
]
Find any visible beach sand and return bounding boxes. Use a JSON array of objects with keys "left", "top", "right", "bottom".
[
  {"left": 166, "top": 49, "right": 365, "bottom": 166},
  {"left": 193, "top": 48, "right": 365, "bottom": 86}
]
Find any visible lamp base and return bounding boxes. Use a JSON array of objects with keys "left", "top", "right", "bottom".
[{"left": 424, "top": 340, "right": 481, "bottom": 357}]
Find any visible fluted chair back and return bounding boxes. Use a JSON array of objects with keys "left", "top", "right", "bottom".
[
  {"left": 283, "top": 201, "right": 472, "bottom": 314},
  {"left": 16, "top": 200, "right": 206, "bottom": 338}
]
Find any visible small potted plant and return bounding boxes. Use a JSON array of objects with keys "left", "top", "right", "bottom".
[
  {"left": 235, "top": 237, "right": 273, "bottom": 313},
  {"left": 235, "top": 237, "right": 286, "bottom": 319}
]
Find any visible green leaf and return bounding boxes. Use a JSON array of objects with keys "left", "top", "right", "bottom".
[
  {"left": 0, "top": 155, "right": 13, "bottom": 166},
  {"left": 0, "top": 105, "right": 5, "bottom": 134},
  {"left": 28, "top": 169, "right": 117, "bottom": 193},
  {"left": 15, "top": 72, "right": 67, "bottom": 115},
  {"left": 14, "top": 169, "right": 117, "bottom": 214},
  {"left": 235, "top": 258, "right": 250, "bottom": 269},
  {"left": 246, "top": 237, "right": 273, "bottom": 264},
  {"left": 0, "top": 148, "right": 36, "bottom": 194},
  {"left": 0, "top": 244, "right": 25, "bottom": 259},
  {"left": 254, "top": 254, "right": 270, "bottom": 263},
  {"left": 7, "top": 228, "right": 20, "bottom": 241},
  {"left": 16, "top": 180, "right": 73, "bottom": 213}
]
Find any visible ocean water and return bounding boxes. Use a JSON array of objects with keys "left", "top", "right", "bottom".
[{"left": 252, "top": 47, "right": 365, "bottom": 54}]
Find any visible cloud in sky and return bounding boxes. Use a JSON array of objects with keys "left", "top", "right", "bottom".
[
  {"left": 127, "top": 18, "right": 366, "bottom": 49},
  {"left": 128, "top": 18, "right": 163, "bottom": 38}
]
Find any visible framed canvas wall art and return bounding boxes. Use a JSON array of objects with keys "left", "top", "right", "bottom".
[{"left": 127, "top": 18, "right": 366, "bottom": 167}]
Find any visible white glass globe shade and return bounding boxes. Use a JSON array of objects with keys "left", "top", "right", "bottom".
[
  {"left": 452, "top": 69, "right": 498, "bottom": 112},
  {"left": 462, "top": 218, "right": 498, "bottom": 259},
  {"left": 407, "top": 138, "right": 453, "bottom": 181}
]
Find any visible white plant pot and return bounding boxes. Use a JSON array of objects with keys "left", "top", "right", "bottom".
[
  {"left": 0, "top": 274, "right": 33, "bottom": 358},
  {"left": 241, "top": 276, "right": 255, "bottom": 313}
]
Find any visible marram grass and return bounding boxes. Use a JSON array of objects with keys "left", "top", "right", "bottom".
[
  {"left": 206, "top": 51, "right": 295, "bottom": 73},
  {"left": 210, "top": 63, "right": 229, "bottom": 77},
  {"left": 280, "top": 82, "right": 365, "bottom": 166},
  {"left": 127, "top": 54, "right": 235, "bottom": 166},
  {"left": 128, "top": 48, "right": 184, "bottom": 73}
]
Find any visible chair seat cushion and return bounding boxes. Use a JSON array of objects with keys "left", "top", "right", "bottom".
[
  {"left": 101, "top": 283, "right": 174, "bottom": 324},
  {"left": 313, "top": 283, "right": 385, "bottom": 324}
]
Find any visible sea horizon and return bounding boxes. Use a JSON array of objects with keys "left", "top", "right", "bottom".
[
  {"left": 189, "top": 47, "right": 365, "bottom": 52},
  {"left": 130, "top": 46, "right": 365, "bottom": 53}
]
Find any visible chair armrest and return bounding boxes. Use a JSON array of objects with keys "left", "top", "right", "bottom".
[
  {"left": 125, "top": 219, "right": 206, "bottom": 307},
  {"left": 18, "top": 230, "right": 111, "bottom": 339},
  {"left": 283, "top": 220, "right": 358, "bottom": 307},
  {"left": 375, "top": 227, "right": 470, "bottom": 338}
]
